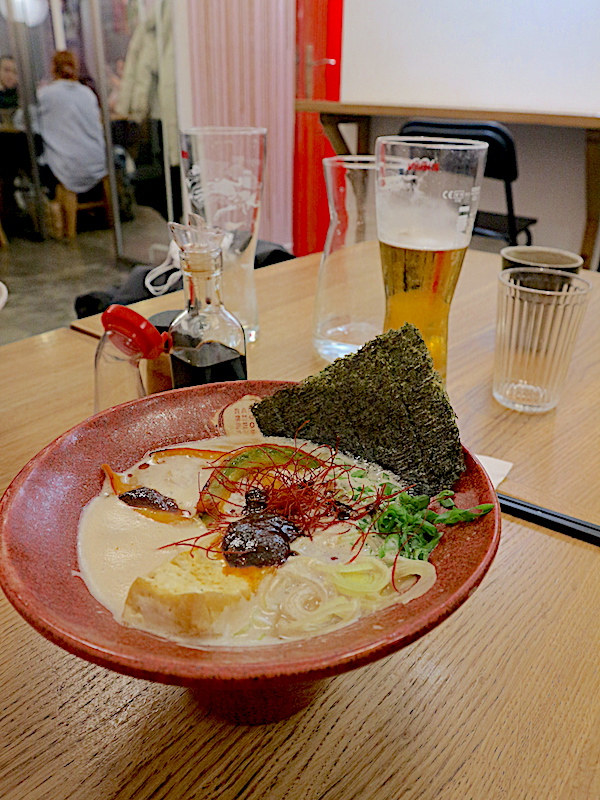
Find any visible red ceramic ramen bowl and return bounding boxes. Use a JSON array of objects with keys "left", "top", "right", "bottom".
[{"left": 0, "top": 381, "right": 500, "bottom": 723}]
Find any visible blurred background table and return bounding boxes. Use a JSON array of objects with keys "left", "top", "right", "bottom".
[
  {"left": 0, "top": 128, "right": 31, "bottom": 241},
  {"left": 1, "top": 247, "right": 600, "bottom": 798}
]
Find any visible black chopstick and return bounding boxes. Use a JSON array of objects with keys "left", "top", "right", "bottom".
[{"left": 497, "top": 493, "right": 600, "bottom": 547}]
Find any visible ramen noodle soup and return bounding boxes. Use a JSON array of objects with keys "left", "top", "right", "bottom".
[{"left": 77, "top": 433, "right": 438, "bottom": 647}]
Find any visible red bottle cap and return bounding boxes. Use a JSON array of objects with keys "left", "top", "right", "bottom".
[{"left": 101, "top": 305, "right": 171, "bottom": 359}]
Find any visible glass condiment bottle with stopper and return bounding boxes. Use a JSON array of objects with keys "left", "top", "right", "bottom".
[
  {"left": 168, "top": 219, "right": 247, "bottom": 388},
  {"left": 94, "top": 305, "right": 171, "bottom": 413}
]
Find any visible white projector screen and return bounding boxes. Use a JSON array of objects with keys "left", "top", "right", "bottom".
[{"left": 340, "top": 0, "right": 600, "bottom": 117}]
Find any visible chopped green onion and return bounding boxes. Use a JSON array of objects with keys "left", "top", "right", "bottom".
[{"left": 357, "top": 484, "right": 493, "bottom": 563}]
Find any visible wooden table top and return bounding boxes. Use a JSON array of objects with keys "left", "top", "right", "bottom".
[
  {"left": 0, "top": 328, "right": 95, "bottom": 496},
  {"left": 296, "top": 98, "right": 600, "bottom": 131},
  {"left": 72, "top": 246, "right": 600, "bottom": 525},
  {"left": 0, "top": 512, "right": 598, "bottom": 799},
  {"left": 1, "top": 251, "right": 600, "bottom": 798}
]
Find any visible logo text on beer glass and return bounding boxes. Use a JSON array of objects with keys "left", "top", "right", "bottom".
[
  {"left": 442, "top": 187, "right": 481, "bottom": 203},
  {"left": 405, "top": 157, "right": 439, "bottom": 174}
]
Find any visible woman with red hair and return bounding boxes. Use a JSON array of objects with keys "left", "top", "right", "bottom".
[{"left": 34, "top": 50, "right": 107, "bottom": 198}]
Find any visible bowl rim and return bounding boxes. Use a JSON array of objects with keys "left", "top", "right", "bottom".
[{"left": 0, "top": 380, "right": 501, "bottom": 685}]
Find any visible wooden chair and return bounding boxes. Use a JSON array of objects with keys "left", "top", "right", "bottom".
[
  {"left": 0, "top": 221, "right": 8, "bottom": 247},
  {"left": 55, "top": 175, "right": 113, "bottom": 240}
]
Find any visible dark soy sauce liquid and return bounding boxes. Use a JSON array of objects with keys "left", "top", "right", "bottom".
[{"left": 170, "top": 341, "right": 247, "bottom": 388}]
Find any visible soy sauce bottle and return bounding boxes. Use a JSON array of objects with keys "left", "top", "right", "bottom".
[{"left": 168, "top": 221, "right": 247, "bottom": 389}]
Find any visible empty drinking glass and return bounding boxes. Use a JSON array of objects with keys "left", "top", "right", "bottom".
[
  {"left": 313, "top": 155, "right": 384, "bottom": 361},
  {"left": 180, "top": 127, "right": 267, "bottom": 342},
  {"left": 493, "top": 267, "right": 592, "bottom": 412}
]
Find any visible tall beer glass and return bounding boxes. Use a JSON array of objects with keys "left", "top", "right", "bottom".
[{"left": 375, "top": 136, "right": 487, "bottom": 380}]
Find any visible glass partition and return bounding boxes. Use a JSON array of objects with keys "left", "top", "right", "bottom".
[
  {"left": 0, "top": 0, "right": 54, "bottom": 239},
  {"left": 0, "top": 0, "right": 179, "bottom": 263}
]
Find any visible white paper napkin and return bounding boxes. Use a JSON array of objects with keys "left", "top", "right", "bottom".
[{"left": 474, "top": 455, "right": 513, "bottom": 489}]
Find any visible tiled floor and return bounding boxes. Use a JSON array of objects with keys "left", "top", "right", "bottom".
[{"left": 0, "top": 205, "right": 170, "bottom": 346}]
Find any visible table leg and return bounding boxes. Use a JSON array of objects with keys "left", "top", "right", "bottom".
[
  {"left": 581, "top": 129, "right": 600, "bottom": 269},
  {"left": 320, "top": 113, "right": 371, "bottom": 155},
  {"left": 356, "top": 115, "right": 371, "bottom": 154}
]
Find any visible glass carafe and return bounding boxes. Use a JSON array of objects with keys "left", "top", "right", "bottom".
[
  {"left": 313, "top": 156, "right": 384, "bottom": 362},
  {"left": 180, "top": 127, "right": 267, "bottom": 342}
]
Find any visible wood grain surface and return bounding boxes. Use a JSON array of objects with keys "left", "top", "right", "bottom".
[
  {"left": 0, "top": 329, "right": 96, "bottom": 495},
  {"left": 70, "top": 247, "right": 600, "bottom": 524},
  {"left": 295, "top": 98, "right": 600, "bottom": 131},
  {"left": 1, "top": 255, "right": 600, "bottom": 797},
  {"left": 1, "top": 516, "right": 600, "bottom": 799}
]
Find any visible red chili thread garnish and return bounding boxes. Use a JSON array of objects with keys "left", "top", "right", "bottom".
[
  {"left": 159, "top": 528, "right": 219, "bottom": 557},
  {"left": 106, "top": 443, "right": 422, "bottom": 589},
  {"left": 155, "top": 442, "right": 430, "bottom": 594},
  {"left": 163, "top": 443, "right": 405, "bottom": 563}
]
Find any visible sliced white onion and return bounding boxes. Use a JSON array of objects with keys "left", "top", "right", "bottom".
[{"left": 393, "top": 557, "right": 437, "bottom": 604}]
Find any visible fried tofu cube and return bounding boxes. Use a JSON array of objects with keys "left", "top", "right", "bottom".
[{"left": 122, "top": 551, "right": 253, "bottom": 638}]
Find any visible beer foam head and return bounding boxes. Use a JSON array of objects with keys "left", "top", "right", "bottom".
[{"left": 376, "top": 174, "right": 474, "bottom": 250}]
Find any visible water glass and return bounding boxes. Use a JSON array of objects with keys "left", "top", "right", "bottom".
[
  {"left": 493, "top": 267, "right": 592, "bottom": 413},
  {"left": 180, "top": 127, "right": 267, "bottom": 342},
  {"left": 375, "top": 136, "right": 487, "bottom": 381},
  {"left": 313, "top": 155, "right": 384, "bottom": 361}
]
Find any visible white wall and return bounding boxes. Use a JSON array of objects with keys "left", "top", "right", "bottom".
[
  {"left": 341, "top": 0, "right": 600, "bottom": 117},
  {"left": 340, "top": 0, "right": 593, "bottom": 257}
]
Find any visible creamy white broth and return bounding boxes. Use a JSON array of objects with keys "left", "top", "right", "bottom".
[
  {"left": 77, "top": 495, "right": 190, "bottom": 618},
  {"left": 77, "top": 433, "right": 436, "bottom": 646},
  {"left": 77, "top": 435, "right": 250, "bottom": 618}
]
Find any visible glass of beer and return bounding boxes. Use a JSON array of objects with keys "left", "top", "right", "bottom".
[{"left": 375, "top": 136, "right": 488, "bottom": 380}]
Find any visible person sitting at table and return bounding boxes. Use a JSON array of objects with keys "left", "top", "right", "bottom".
[
  {"left": 0, "top": 56, "right": 18, "bottom": 111},
  {"left": 26, "top": 50, "right": 107, "bottom": 235}
]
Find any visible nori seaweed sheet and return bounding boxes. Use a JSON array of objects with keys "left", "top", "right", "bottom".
[{"left": 251, "top": 325, "right": 464, "bottom": 496}]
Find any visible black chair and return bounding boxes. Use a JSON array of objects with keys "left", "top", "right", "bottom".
[{"left": 399, "top": 119, "right": 536, "bottom": 246}]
